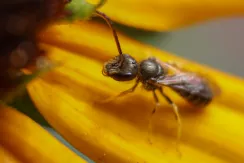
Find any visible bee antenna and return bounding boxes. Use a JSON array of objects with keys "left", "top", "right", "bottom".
[{"left": 94, "top": 11, "right": 124, "bottom": 65}]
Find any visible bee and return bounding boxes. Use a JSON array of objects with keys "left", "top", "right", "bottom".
[{"left": 99, "top": 11, "right": 219, "bottom": 153}]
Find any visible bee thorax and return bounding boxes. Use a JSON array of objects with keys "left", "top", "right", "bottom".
[{"left": 139, "top": 58, "right": 164, "bottom": 81}]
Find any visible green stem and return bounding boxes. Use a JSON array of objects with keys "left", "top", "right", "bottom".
[{"left": 64, "top": 0, "right": 107, "bottom": 21}]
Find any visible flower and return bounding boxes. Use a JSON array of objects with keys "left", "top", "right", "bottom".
[
  {"left": 0, "top": 105, "right": 87, "bottom": 163},
  {"left": 28, "top": 21, "right": 244, "bottom": 162},
  {"left": 98, "top": 0, "right": 244, "bottom": 31},
  {"left": 1, "top": 1, "right": 244, "bottom": 163}
]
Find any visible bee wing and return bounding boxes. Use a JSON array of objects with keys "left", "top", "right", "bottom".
[
  {"left": 156, "top": 60, "right": 221, "bottom": 97},
  {"left": 194, "top": 73, "right": 221, "bottom": 96},
  {"left": 153, "top": 72, "right": 221, "bottom": 98}
]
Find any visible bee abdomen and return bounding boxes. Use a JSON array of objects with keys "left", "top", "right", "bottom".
[{"left": 176, "top": 89, "right": 213, "bottom": 106}]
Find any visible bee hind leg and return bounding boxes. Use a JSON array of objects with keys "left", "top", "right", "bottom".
[
  {"left": 159, "top": 88, "right": 182, "bottom": 158},
  {"left": 147, "top": 90, "right": 161, "bottom": 144}
]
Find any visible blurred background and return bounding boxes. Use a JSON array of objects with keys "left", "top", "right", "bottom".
[{"left": 118, "top": 17, "right": 244, "bottom": 77}]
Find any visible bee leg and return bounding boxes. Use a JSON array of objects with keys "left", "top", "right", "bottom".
[
  {"left": 159, "top": 88, "right": 182, "bottom": 158},
  {"left": 147, "top": 90, "right": 161, "bottom": 144},
  {"left": 99, "top": 79, "right": 140, "bottom": 103},
  {"left": 152, "top": 90, "right": 160, "bottom": 114}
]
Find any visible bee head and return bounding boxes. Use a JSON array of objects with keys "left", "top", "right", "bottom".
[{"left": 102, "top": 54, "right": 138, "bottom": 81}]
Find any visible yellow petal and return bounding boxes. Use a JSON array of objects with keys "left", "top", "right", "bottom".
[
  {"left": 0, "top": 106, "right": 88, "bottom": 163},
  {"left": 0, "top": 146, "right": 21, "bottom": 163},
  {"left": 95, "top": 0, "right": 244, "bottom": 31},
  {"left": 27, "top": 21, "right": 244, "bottom": 162}
]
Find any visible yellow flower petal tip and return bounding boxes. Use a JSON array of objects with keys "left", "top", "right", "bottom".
[
  {"left": 94, "top": 0, "right": 244, "bottom": 31},
  {"left": 27, "top": 21, "right": 244, "bottom": 162},
  {"left": 0, "top": 106, "right": 88, "bottom": 163}
]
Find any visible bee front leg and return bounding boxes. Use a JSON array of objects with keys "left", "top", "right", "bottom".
[
  {"left": 152, "top": 90, "right": 160, "bottom": 114},
  {"left": 99, "top": 79, "right": 140, "bottom": 103}
]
